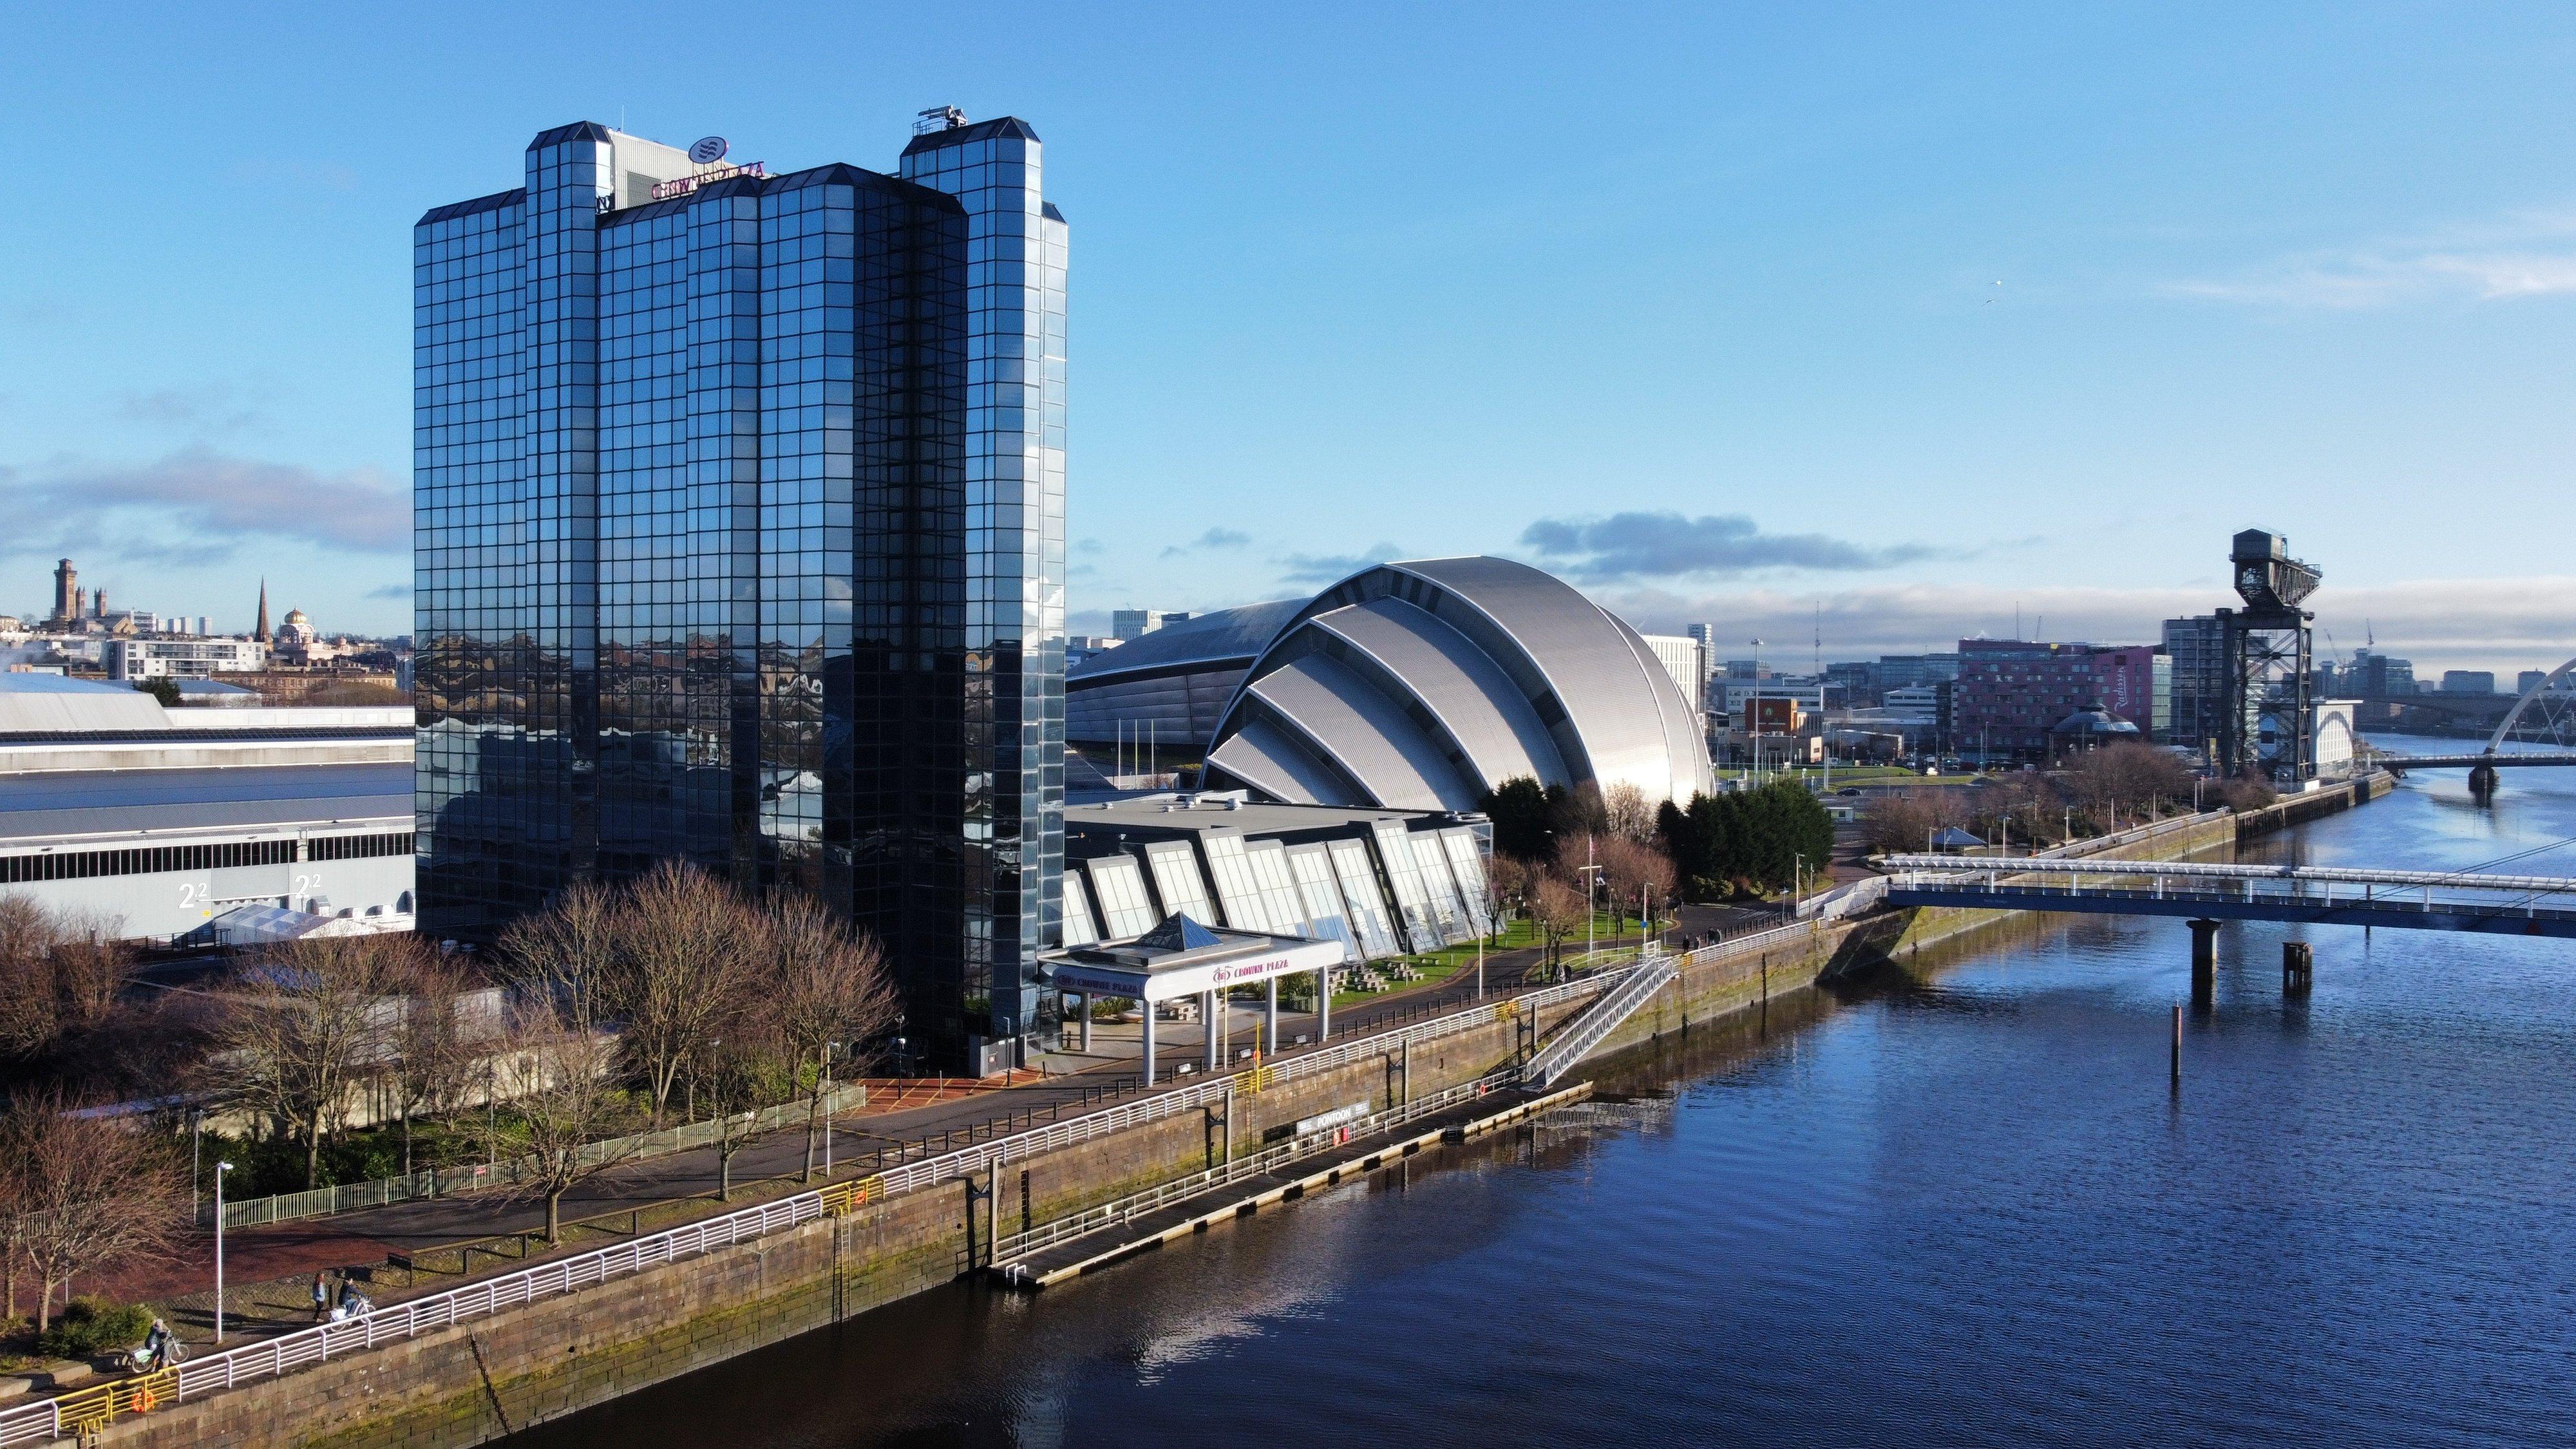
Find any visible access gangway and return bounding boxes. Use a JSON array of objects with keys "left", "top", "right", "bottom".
[{"left": 1521, "top": 956, "right": 1678, "bottom": 1088}]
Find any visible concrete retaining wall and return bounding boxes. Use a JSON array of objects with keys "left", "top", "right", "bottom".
[
  {"left": 100, "top": 1016, "right": 1557, "bottom": 1447},
  {"left": 99, "top": 790, "right": 2390, "bottom": 1447}
]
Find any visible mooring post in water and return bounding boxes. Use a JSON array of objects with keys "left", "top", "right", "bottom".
[
  {"left": 2283, "top": 940, "right": 2313, "bottom": 994},
  {"left": 2172, "top": 1003, "right": 2183, "bottom": 1081},
  {"left": 2188, "top": 918, "right": 2219, "bottom": 1005}
]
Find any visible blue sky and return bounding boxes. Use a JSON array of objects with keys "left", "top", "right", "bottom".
[{"left": 4, "top": 3, "right": 2572, "bottom": 673}]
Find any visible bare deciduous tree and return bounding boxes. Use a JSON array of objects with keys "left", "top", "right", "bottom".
[
  {"left": 384, "top": 947, "right": 482, "bottom": 1181},
  {"left": 1967, "top": 775, "right": 2063, "bottom": 851},
  {"left": 1602, "top": 782, "right": 1658, "bottom": 844},
  {"left": 1862, "top": 788, "right": 1971, "bottom": 856},
  {"left": 213, "top": 933, "right": 408, "bottom": 1190},
  {"left": 482, "top": 1003, "right": 638, "bottom": 1244},
  {"left": 607, "top": 864, "right": 759, "bottom": 1129},
  {"left": 496, "top": 876, "right": 622, "bottom": 1032},
  {"left": 692, "top": 1028, "right": 784, "bottom": 1203},
  {"left": 1596, "top": 836, "right": 1678, "bottom": 942},
  {"left": 2061, "top": 741, "right": 2197, "bottom": 830},
  {"left": 1485, "top": 853, "right": 1534, "bottom": 928},
  {"left": 762, "top": 895, "right": 900, "bottom": 1182},
  {"left": 0, "top": 901, "right": 135, "bottom": 1063},
  {"left": 1528, "top": 874, "right": 1587, "bottom": 976},
  {"left": 1, "top": 1094, "right": 186, "bottom": 1331}
]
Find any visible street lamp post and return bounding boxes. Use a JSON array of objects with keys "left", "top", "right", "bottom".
[
  {"left": 189, "top": 1108, "right": 203, "bottom": 1215},
  {"left": 1582, "top": 834, "right": 1600, "bottom": 967},
  {"left": 213, "top": 1160, "right": 234, "bottom": 1343},
  {"left": 824, "top": 1041, "right": 840, "bottom": 1177}
]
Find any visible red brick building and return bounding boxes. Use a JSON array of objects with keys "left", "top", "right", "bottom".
[{"left": 1953, "top": 639, "right": 2159, "bottom": 762}]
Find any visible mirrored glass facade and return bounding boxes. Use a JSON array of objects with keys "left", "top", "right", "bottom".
[{"left": 415, "top": 117, "right": 1065, "bottom": 1070}]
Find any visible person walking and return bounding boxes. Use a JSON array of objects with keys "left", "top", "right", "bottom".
[{"left": 311, "top": 1271, "right": 332, "bottom": 1323}]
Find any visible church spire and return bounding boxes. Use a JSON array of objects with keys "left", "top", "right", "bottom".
[{"left": 254, "top": 579, "right": 270, "bottom": 643}]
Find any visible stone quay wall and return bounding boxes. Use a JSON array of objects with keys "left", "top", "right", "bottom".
[
  {"left": 95, "top": 791, "right": 2388, "bottom": 1448},
  {"left": 99, "top": 1013, "right": 1562, "bottom": 1448}
]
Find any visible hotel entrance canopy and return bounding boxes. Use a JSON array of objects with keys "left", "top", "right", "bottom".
[{"left": 1041, "top": 912, "right": 1343, "bottom": 1005}]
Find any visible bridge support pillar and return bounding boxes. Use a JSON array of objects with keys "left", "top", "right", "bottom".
[
  {"left": 2283, "top": 940, "right": 2313, "bottom": 994},
  {"left": 2469, "top": 762, "right": 2499, "bottom": 800},
  {"left": 2188, "top": 918, "right": 2220, "bottom": 1004}
]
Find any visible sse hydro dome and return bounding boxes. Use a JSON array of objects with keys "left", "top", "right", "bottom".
[{"left": 413, "top": 112, "right": 1067, "bottom": 1070}]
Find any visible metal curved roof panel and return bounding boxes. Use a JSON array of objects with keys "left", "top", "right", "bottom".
[
  {"left": 1246, "top": 655, "right": 1468, "bottom": 811},
  {"left": 1307, "top": 598, "right": 1567, "bottom": 791},
  {"left": 1206, "top": 719, "right": 1365, "bottom": 808},
  {"left": 1390, "top": 556, "right": 1709, "bottom": 803},
  {"left": 1067, "top": 600, "right": 1303, "bottom": 685}
]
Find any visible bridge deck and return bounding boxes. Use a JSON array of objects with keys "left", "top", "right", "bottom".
[
  {"left": 1885, "top": 884, "right": 2576, "bottom": 937},
  {"left": 2375, "top": 753, "right": 2576, "bottom": 769}
]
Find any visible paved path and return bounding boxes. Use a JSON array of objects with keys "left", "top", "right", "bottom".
[{"left": 106, "top": 933, "right": 1602, "bottom": 1327}]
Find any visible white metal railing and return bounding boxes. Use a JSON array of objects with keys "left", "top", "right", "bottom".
[
  {"left": 994, "top": 1072, "right": 1515, "bottom": 1268},
  {"left": 1251, "top": 966, "right": 1633, "bottom": 1093},
  {"left": 1876, "top": 855, "right": 2576, "bottom": 896},
  {"left": 2, "top": 970, "right": 1674, "bottom": 1443},
  {"left": 0, "top": 1184, "right": 840, "bottom": 1448},
  {"left": 1674, "top": 918, "right": 1814, "bottom": 971},
  {"left": 204, "top": 1084, "right": 871, "bottom": 1230},
  {"left": 866, "top": 1074, "right": 1237, "bottom": 1198},
  {"left": 1522, "top": 960, "right": 1677, "bottom": 1088}
]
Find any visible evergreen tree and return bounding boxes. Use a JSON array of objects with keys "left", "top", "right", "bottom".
[{"left": 1479, "top": 775, "right": 1557, "bottom": 862}]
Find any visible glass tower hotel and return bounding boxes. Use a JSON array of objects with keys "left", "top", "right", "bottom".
[{"left": 413, "top": 112, "right": 1067, "bottom": 1070}]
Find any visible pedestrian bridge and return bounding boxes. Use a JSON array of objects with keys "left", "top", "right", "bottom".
[{"left": 1873, "top": 855, "right": 2576, "bottom": 939}]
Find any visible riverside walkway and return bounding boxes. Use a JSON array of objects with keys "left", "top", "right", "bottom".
[{"left": 112, "top": 929, "right": 1616, "bottom": 1333}]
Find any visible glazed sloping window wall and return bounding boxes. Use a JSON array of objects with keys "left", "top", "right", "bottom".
[
  {"left": 1439, "top": 828, "right": 1493, "bottom": 934},
  {"left": 1328, "top": 838, "right": 1402, "bottom": 959},
  {"left": 1140, "top": 842, "right": 1215, "bottom": 927},
  {"left": 1368, "top": 819, "right": 1448, "bottom": 951},
  {"left": 1407, "top": 829, "right": 1469, "bottom": 940},
  {"left": 1084, "top": 856, "right": 1159, "bottom": 940},
  {"left": 1059, "top": 870, "right": 1099, "bottom": 949},
  {"left": 1198, "top": 832, "right": 1269, "bottom": 932},
  {"left": 1244, "top": 840, "right": 1309, "bottom": 936},
  {"left": 1287, "top": 844, "right": 1360, "bottom": 963}
]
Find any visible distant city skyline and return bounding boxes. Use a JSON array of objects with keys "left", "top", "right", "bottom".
[{"left": 6, "top": 6, "right": 2573, "bottom": 674}]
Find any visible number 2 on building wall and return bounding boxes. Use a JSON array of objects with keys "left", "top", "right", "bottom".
[
  {"left": 294, "top": 873, "right": 323, "bottom": 896},
  {"left": 178, "top": 882, "right": 204, "bottom": 909}
]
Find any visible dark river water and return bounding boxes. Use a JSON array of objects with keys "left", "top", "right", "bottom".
[{"left": 519, "top": 741, "right": 2576, "bottom": 1447}]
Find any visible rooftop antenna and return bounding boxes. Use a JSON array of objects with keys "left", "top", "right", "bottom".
[{"left": 1813, "top": 600, "right": 1821, "bottom": 677}]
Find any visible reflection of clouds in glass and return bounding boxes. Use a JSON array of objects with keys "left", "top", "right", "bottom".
[{"left": 1128, "top": 1182, "right": 1378, "bottom": 1385}]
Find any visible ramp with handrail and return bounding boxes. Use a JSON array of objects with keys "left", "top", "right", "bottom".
[{"left": 1520, "top": 956, "right": 1678, "bottom": 1088}]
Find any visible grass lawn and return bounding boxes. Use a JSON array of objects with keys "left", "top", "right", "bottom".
[{"left": 1311, "top": 912, "right": 1667, "bottom": 1007}]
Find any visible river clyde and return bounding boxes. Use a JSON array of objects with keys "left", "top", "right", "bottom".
[{"left": 519, "top": 744, "right": 2576, "bottom": 1447}]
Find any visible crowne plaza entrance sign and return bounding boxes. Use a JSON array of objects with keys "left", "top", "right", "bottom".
[{"left": 1046, "top": 936, "right": 1343, "bottom": 1004}]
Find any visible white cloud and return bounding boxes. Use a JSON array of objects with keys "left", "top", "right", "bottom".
[
  {"left": 1597, "top": 576, "right": 2576, "bottom": 677},
  {"left": 2168, "top": 209, "right": 2576, "bottom": 308},
  {"left": 1521, "top": 510, "right": 1944, "bottom": 582},
  {"left": 0, "top": 448, "right": 406, "bottom": 557}
]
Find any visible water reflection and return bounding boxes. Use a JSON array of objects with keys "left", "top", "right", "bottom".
[{"left": 518, "top": 742, "right": 2576, "bottom": 1447}]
